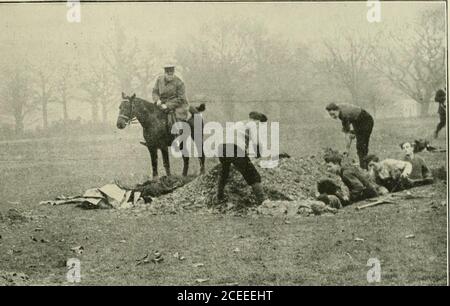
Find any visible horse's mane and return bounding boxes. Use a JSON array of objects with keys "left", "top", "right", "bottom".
[{"left": 133, "top": 96, "right": 161, "bottom": 114}]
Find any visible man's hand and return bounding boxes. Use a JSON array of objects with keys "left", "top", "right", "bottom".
[
  {"left": 152, "top": 93, "right": 160, "bottom": 103},
  {"left": 160, "top": 103, "right": 167, "bottom": 109},
  {"left": 400, "top": 172, "right": 409, "bottom": 179}
]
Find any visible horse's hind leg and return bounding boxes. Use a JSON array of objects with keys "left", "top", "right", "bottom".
[
  {"left": 190, "top": 116, "right": 205, "bottom": 175},
  {"left": 148, "top": 146, "right": 159, "bottom": 180},
  {"left": 197, "top": 144, "right": 205, "bottom": 175},
  {"left": 161, "top": 147, "right": 171, "bottom": 177}
]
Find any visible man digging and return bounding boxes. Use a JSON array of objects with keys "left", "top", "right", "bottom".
[
  {"left": 216, "top": 112, "right": 269, "bottom": 205},
  {"left": 325, "top": 103, "right": 374, "bottom": 169}
]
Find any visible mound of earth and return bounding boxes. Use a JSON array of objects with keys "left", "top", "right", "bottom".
[{"left": 151, "top": 154, "right": 350, "bottom": 215}]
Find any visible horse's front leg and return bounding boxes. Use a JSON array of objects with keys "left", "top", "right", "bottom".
[
  {"left": 197, "top": 143, "right": 205, "bottom": 175},
  {"left": 178, "top": 134, "right": 190, "bottom": 177},
  {"left": 148, "top": 146, "right": 159, "bottom": 181},
  {"left": 161, "top": 146, "right": 171, "bottom": 177}
]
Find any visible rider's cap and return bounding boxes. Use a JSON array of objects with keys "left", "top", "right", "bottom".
[{"left": 163, "top": 62, "right": 176, "bottom": 73}]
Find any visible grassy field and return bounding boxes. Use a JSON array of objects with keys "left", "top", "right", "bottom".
[{"left": 0, "top": 116, "right": 447, "bottom": 285}]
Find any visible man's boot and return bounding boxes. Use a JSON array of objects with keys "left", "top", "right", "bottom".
[{"left": 251, "top": 183, "right": 266, "bottom": 204}]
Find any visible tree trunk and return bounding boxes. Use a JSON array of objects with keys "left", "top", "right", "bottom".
[
  {"left": 419, "top": 102, "right": 431, "bottom": 117},
  {"left": 369, "top": 97, "right": 377, "bottom": 118},
  {"left": 42, "top": 100, "right": 48, "bottom": 129},
  {"left": 91, "top": 102, "right": 99, "bottom": 122},
  {"left": 14, "top": 114, "right": 24, "bottom": 136},
  {"left": 62, "top": 98, "right": 69, "bottom": 121},
  {"left": 222, "top": 94, "right": 235, "bottom": 121},
  {"left": 101, "top": 103, "right": 108, "bottom": 123}
]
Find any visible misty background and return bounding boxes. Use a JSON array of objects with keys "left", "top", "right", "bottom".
[{"left": 0, "top": 1, "right": 446, "bottom": 139}]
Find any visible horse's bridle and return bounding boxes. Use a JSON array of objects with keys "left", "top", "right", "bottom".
[{"left": 119, "top": 97, "right": 135, "bottom": 125}]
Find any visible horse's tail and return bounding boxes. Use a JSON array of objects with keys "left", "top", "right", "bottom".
[{"left": 197, "top": 103, "right": 206, "bottom": 112}]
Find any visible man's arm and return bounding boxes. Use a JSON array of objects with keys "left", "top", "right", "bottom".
[
  {"left": 341, "top": 118, "right": 351, "bottom": 134},
  {"left": 353, "top": 169, "right": 379, "bottom": 195},
  {"left": 176, "top": 80, "right": 188, "bottom": 105},
  {"left": 342, "top": 169, "right": 365, "bottom": 195},
  {"left": 384, "top": 159, "right": 412, "bottom": 178},
  {"left": 400, "top": 161, "right": 412, "bottom": 177},
  {"left": 246, "top": 121, "right": 264, "bottom": 158}
]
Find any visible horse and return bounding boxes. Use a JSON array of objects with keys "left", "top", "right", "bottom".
[{"left": 116, "top": 92, "right": 206, "bottom": 179}]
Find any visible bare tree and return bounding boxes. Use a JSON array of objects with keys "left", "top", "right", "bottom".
[
  {"left": 179, "top": 18, "right": 299, "bottom": 119},
  {"left": 80, "top": 65, "right": 114, "bottom": 123},
  {"left": 322, "top": 32, "right": 375, "bottom": 106},
  {"left": 359, "top": 76, "right": 396, "bottom": 118},
  {"left": 31, "top": 65, "right": 56, "bottom": 129},
  {"left": 102, "top": 20, "right": 139, "bottom": 94},
  {"left": 54, "top": 63, "right": 78, "bottom": 121},
  {"left": 177, "top": 18, "right": 258, "bottom": 117},
  {"left": 370, "top": 8, "right": 446, "bottom": 116},
  {"left": 134, "top": 43, "right": 163, "bottom": 98},
  {"left": 0, "top": 64, "right": 34, "bottom": 135},
  {"left": 247, "top": 36, "right": 315, "bottom": 102}
]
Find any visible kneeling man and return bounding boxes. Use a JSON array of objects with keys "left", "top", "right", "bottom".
[{"left": 318, "top": 152, "right": 384, "bottom": 208}]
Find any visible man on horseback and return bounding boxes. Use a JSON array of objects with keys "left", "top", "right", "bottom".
[
  {"left": 150, "top": 63, "right": 206, "bottom": 175},
  {"left": 152, "top": 63, "right": 196, "bottom": 124}
]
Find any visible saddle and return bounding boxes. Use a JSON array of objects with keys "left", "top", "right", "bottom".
[{"left": 164, "top": 105, "right": 203, "bottom": 146}]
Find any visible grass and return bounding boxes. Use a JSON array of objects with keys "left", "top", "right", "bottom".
[{"left": 0, "top": 116, "right": 447, "bottom": 285}]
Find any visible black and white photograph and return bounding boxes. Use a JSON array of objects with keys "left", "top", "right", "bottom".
[{"left": 0, "top": 0, "right": 447, "bottom": 288}]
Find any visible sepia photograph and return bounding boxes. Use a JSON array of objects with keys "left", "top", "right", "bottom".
[{"left": 0, "top": 0, "right": 447, "bottom": 289}]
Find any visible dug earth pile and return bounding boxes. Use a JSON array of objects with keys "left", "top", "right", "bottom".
[{"left": 150, "top": 154, "right": 350, "bottom": 216}]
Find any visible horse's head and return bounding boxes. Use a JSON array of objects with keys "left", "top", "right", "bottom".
[{"left": 117, "top": 92, "right": 136, "bottom": 129}]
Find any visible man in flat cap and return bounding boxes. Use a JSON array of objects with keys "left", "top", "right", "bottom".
[
  {"left": 434, "top": 89, "right": 446, "bottom": 139},
  {"left": 325, "top": 103, "right": 374, "bottom": 169},
  {"left": 216, "top": 111, "right": 269, "bottom": 205}
]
